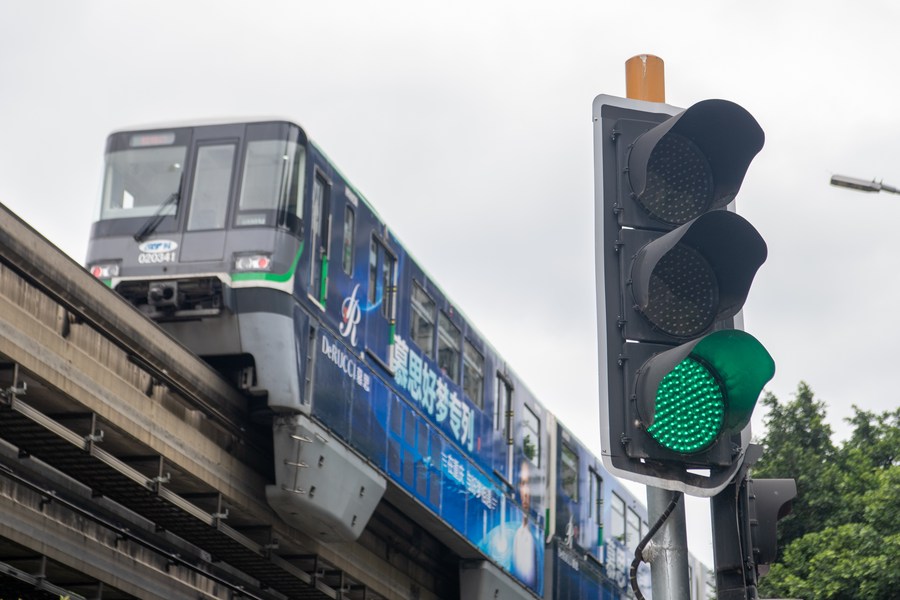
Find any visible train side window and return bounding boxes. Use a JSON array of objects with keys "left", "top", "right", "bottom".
[
  {"left": 522, "top": 405, "right": 540, "bottom": 467},
  {"left": 495, "top": 375, "right": 513, "bottom": 439},
  {"left": 437, "top": 312, "right": 461, "bottom": 383},
  {"left": 381, "top": 249, "right": 395, "bottom": 319},
  {"left": 561, "top": 443, "right": 579, "bottom": 501},
  {"left": 590, "top": 470, "right": 603, "bottom": 521},
  {"left": 462, "top": 340, "right": 484, "bottom": 409},
  {"left": 309, "top": 173, "right": 331, "bottom": 305},
  {"left": 368, "top": 238, "right": 378, "bottom": 306},
  {"left": 280, "top": 141, "right": 306, "bottom": 232},
  {"left": 496, "top": 374, "right": 514, "bottom": 479},
  {"left": 410, "top": 282, "right": 436, "bottom": 360},
  {"left": 611, "top": 493, "right": 626, "bottom": 542},
  {"left": 342, "top": 205, "right": 355, "bottom": 275},
  {"left": 626, "top": 507, "right": 641, "bottom": 551},
  {"left": 187, "top": 143, "right": 235, "bottom": 231},
  {"left": 368, "top": 236, "right": 396, "bottom": 320}
]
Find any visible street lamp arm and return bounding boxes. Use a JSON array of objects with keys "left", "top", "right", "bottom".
[{"left": 831, "top": 174, "right": 900, "bottom": 194}]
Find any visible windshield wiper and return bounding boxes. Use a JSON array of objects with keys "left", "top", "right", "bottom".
[{"left": 134, "top": 183, "right": 181, "bottom": 243}]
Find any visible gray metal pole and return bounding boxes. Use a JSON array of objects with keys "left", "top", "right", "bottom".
[{"left": 647, "top": 486, "right": 692, "bottom": 600}]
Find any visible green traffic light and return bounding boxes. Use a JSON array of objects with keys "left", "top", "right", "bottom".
[
  {"left": 636, "top": 330, "right": 775, "bottom": 456},
  {"left": 648, "top": 356, "right": 725, "bottom": 453}
]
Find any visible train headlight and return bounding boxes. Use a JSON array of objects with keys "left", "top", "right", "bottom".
[
  {"left": 89, "top": 262, "right": 120, "bottom": 279},
  {"left": 234, "top": 253, "right": 273, "bottom": 272}
]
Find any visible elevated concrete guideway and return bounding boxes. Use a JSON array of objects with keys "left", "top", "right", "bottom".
[{"left": 0, "top": 201, "right": 443, "bottom": 600}]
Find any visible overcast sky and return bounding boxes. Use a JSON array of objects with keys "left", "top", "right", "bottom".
[{"left": 2, "top": 0, "right": 899, "bottom": 569}]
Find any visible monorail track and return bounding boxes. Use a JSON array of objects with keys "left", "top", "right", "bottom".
[{"left": 0, "top": 203, "right": 444, "bottom": 600}]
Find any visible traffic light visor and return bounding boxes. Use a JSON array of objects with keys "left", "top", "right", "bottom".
[
  {"left": 628, "top": 99, "right": 764, "bottom": 226},
  {"left": 750, "top": 478, "right": 797, "bottom": 572},
  {"left": 631, "top": 211, "right": 768, "bottom": 340},
  {"left": 690, "top": 330, "right": 775, "bottom": 431}
]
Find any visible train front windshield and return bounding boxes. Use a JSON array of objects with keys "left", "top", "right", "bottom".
[
  {"left": 236, "top": 139, "right": 305, "bottom": 232},
  {"left": 98, "top": 123, "right": 307, "bottom": 235},
  {"left": 101, "top": 134, "right": 186, "bottom": 221}
]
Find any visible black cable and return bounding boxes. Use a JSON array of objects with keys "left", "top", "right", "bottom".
[
  {"left": 732, "top": 477, "right": 749, "bottom": 589},
  {"left": 630, "top": 490, "right": 683, "bottom": 600}
]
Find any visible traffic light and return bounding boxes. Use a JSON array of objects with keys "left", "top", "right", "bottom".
[
  {"left": 749, "top": 478, "right": 796, "bottom": 577},
  {"left": 594, "top": 95, "right": 775, "bottom": 495},
  {"left": 712, "top": 469, "right": 796, "bottom": 597}
]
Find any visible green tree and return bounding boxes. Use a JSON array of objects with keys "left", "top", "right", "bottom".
[
  {"left": 752, "top": 382, "right": 900, "bottom": 599},
  {"left": 845, "top": 406, "right": 900, "bottom": 469},
  {"left": 763, "top": 523, "right": 900, "bottom": 600},
  {"left": 752, "top": 382, "right": 840, "bottom": 548}
]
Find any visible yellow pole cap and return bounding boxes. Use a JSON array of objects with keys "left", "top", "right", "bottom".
[{"left": 625, "top": 54, "right": 665, "bottom": 103}]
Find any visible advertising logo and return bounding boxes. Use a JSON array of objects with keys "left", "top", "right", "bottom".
[
  {"left": 340, "top": 284, "right": 362, "bottom": 346},
  {"left": 138, "top": 240, "right": 178, "bottom": 253},
  {"left": 137, "top": 240, "right": 178, "bottom": 264}
]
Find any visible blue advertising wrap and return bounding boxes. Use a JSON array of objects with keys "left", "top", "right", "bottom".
[{"left": 311, "top": 327, "right": 544, "bottom": 596}]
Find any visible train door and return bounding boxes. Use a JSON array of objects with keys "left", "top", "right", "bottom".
[
  {"left": 179, "top": 130, "right": 241, "bottom": 262},
  {"left": 309, "top": 170, "right": 332, "bottom": 307},
  {"left": 365, "top": 235, "right": 397, "bottom": 368}
]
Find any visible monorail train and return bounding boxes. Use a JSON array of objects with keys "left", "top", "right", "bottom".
[{"left": 85, "top": 119, "right": 712, "bottom": 599}]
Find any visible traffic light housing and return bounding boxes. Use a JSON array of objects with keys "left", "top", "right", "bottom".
[
  {"left": 712, "top": 454, "right": 797, "bottom": 598},
  {"left": 749, "top": 478, "right": 797, "bottom": 577},
  {"left": 594, "top": 95, "right": 774, "bottom": 495}
]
